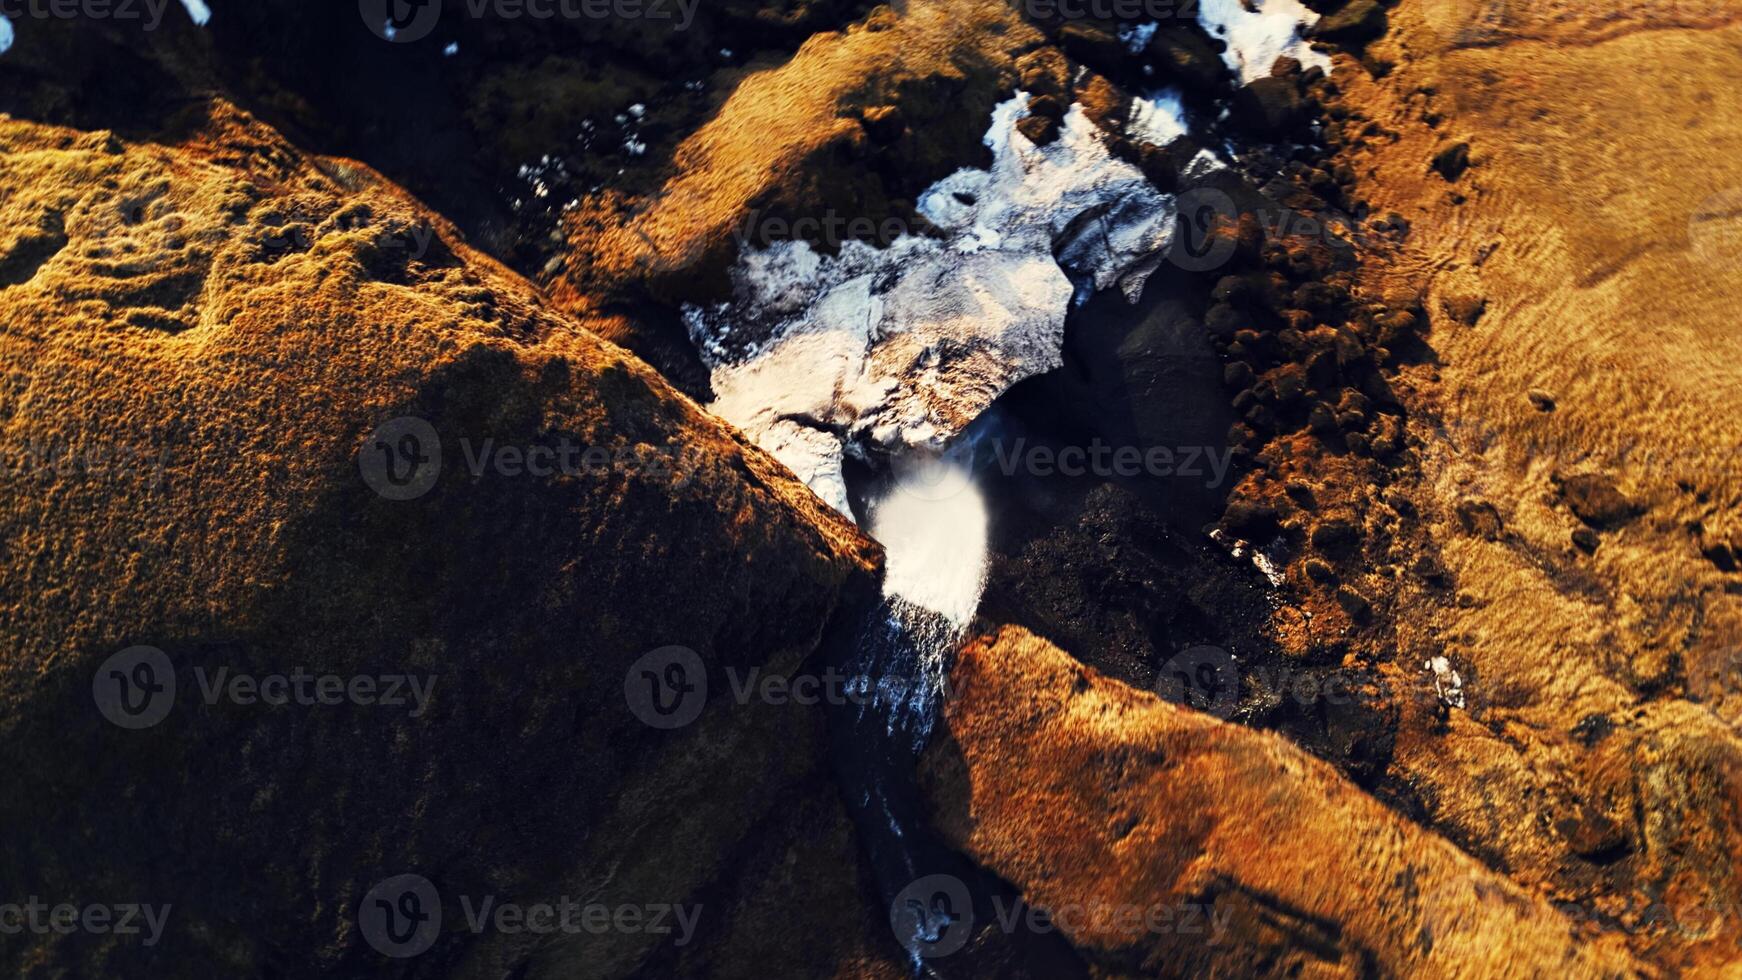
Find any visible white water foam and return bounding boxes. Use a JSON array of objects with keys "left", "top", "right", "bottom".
[
  {"left": 870, "top": 457, "right": 988, "bottom": 628},
  {"left": 1196, "top": 0, "right": 1331, "bottom": 83}
]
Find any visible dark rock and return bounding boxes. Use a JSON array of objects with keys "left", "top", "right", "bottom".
[
  {"left": 859, "top": 104, "right": 905, "bottom": 144},
  {"left": 1368, "top": 415, "right": 1404, "bottom": 456},
  {"left": 1057, "top": 22, "right": 1129, "bottom": 74},
  {"left": 1311, "top": 517, "right": 1361, "bottom": 557},
  {"left": 1705, "top": 543, "right": 1739, "bottom": 572},
  {"left": 1306, "top": 349, "right": 1340, "bottom": 390},
  {"left": 1572, "top": 713, "right": 1616, "bottom": 747},
  {"left": 1556, "top": 473, "right": 1641, "bottom": 529},
  {"left": 1016, "top": 113, "right": 1062, "bottom": 146},
  {"left": 1225, "top": 361, "right": 1257, "bottom": 389},
  {"left": 1306, "top": 559, "right": 1338, "bottom": 584},
  {"left": 1432, "top": 141, "right": 1472, "bottom": 181},
  {"left": 1309, "top": 0, "right": 1387, "bottom": 46},
  {"left": 1286, "top": 481, "right": 1319, "bottom": 509},
  {"left": 1148, "top": 25, "right": 1229, "bottom": 94},
  {"left": 1559, "top": 808, "right": 1630, "bottom": 862},
  {"left": 1028, "top": 93, "right": 1066, "bottom": 120},
  {"left": 1295, "top": 281, "right": 1345, "bottom": 314},
  {"left": 1309, "top": 402, "right": 1339, "bottom": 434},
  {"left": 1441, "top": 292, "right": 1487, "bottom": 325},
  {"left": 1270, "top": 364, "right": 1309, "bottom": 405},
  {"left": 1206, "top": 303, "right": 1244, "bottom": 338},
  {"left": 1233, "top": 76, "right": 1308, "bottom": 138},
  {"left": 1528, "top": 388, "right": 1557, "bottom": 412},
  {"left": 1455, "top": 498, "right": 1505, "bottom": 540},
  {"left": 1213, "top": 274, "right": 1259, "bottom": 306},
  {"left": 1573, "top": 527, "right": 1602, "bottom": 553},
  {"left": 1334, "top": 328, "right": 1367, "bottom": 365},
  {"left": 1223, "top": 499, "right": 1282, "bottom": 539}
]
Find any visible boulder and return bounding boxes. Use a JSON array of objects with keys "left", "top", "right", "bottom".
[{"left": 1555, "top": 472, "right": 1641, "bottom": 530}]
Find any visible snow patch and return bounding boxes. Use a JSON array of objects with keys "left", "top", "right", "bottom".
[
  {"left": 686, "top": 94, "right": 1175, "bottom": 514},
  {"left": 1196, "top": 0, "right": 1331, "bottom": 83},
  {"left": 1127, "top": 88, "right": 1188, "bottom": 148}
]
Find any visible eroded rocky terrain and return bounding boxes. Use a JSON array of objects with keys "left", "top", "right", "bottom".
[{"left": 1, "top": 0, "right": 1738, "bottom": 976}]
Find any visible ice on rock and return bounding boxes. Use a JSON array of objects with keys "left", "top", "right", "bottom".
[
  {"left": 1197, "top": 0, "right": 1331, "bottom": 83},
  {"left": 686, "top": 94, "right": 1175, "bottom": 515},
  {"left": 1127, "top": 89, "right": 1188, "bottom": 148}
]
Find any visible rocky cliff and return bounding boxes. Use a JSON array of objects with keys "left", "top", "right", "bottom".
[{"left": 0, "top": 102, "right": 896, "bottom": 978}]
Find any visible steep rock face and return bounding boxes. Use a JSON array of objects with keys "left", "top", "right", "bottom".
[
  {"left": 0, "top": 105, "right": 894, "bottom": 978},
  {"left": 921, "top": 625, "right": 1642, "bottom": 977}
]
